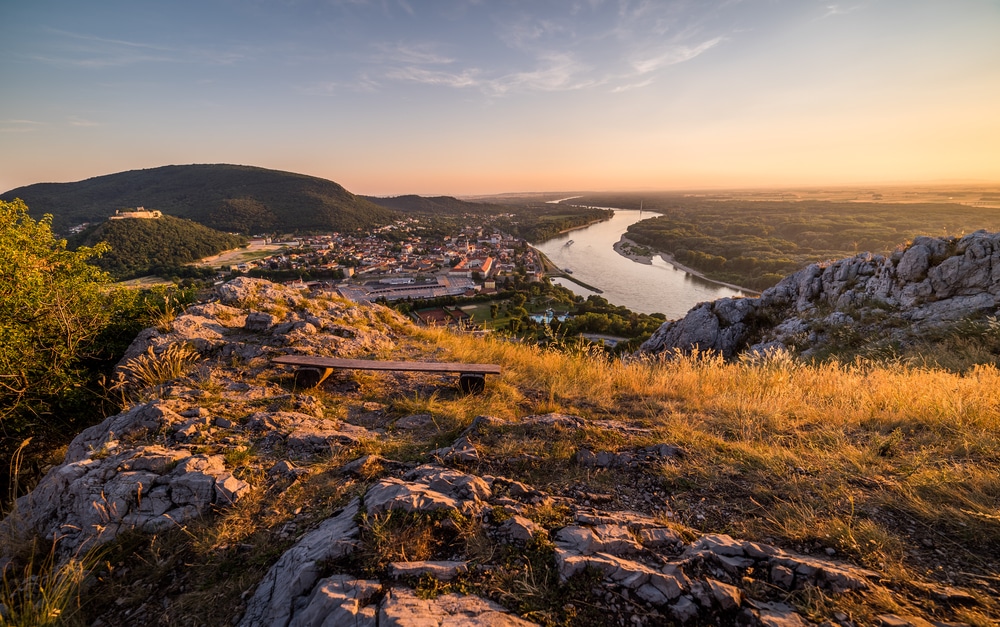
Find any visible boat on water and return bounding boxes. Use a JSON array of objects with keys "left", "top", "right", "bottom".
[{"left": 564, "top": 239, "right": 574, "bottom": 246}]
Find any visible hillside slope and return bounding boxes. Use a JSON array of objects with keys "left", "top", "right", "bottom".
[
  {"left": 1, "top": 164, "right": 398, "bottom": 234},
  {"left": 71, "top": 214, "right": 247, "bottom": 279},
  {"left": 2, "top": 278, "right": 996, "bottom": 626}
]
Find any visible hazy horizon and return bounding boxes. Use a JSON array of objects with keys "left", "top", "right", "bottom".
[{"left": 2, "top": 1, "right": 998, "bottom": 196}]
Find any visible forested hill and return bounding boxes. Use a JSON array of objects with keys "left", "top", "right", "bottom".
[
  {"left": 364, "top": 194, "right": 506, "bottom": 214},
  {"left": 71, "top": 214, "right": 246, "bottom": 279},
  {"left": 1, "top": 164, "right": 398, "bottom": 234},
  {"left": 366, "top": 193, "right": 613, "bottom": 242}
]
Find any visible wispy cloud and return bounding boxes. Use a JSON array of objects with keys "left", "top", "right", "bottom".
[
  {"left": 611, "top": 78, "right": 653, "bottom": 93},
  {"left": 630, "top": 36, "right": 723, "bottom": 74},
  {"left": 297, "top": 69, "right": 383, "bottom": 95},
  {"left": 498, "top": 16, "right": 571, "bottom": 52},
  {"left": 27, "top": 28, "right": 249, "bottom": 69},
  {"left": 374, "top": 42, "right": 454, "bottom": 65},
  {"left": 485, "top": 53, "right": 598, "bottom": 95},
  {"left": 351, "top": 1, "right": 735, "bottom": 96},
  {"left": 27, "top": 29, "right": 177, "bottom": 68},
  {"left": 68, "top": 116, "right": 101, "bottom": 127},
  {"left": 385, "top": 66, "right": 481, "bottom": 88},
  {"left": 396, "top": 0, "right": 415, "bottom": 16},
  {"left": 0, "top": 120, "right": 44, "bottom": 133},
  {"left": 820, "top": 4, "right": 862, "bottom": 19},
  {"left": 380, "top": 47, "right": 598, "bottom": 96}
]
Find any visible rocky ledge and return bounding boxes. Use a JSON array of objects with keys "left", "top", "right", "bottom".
[
  {"left": 239, "top": 452, "right": 880, "bottom": 627},
  {"left": 640, "top": 231, "right": 1000, "bottom": 359}
]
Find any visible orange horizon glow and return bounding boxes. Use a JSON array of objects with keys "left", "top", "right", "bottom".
[{"left": 1, "top": 1, "right": 998, "bottom": 197}]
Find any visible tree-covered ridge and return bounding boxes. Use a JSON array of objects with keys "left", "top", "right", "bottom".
[
  {"left": 1, "top": 164, "right": 399, "bottom": 234},
  {"left": 72, "top": 214, "right": 246, "bottom": 279},
  {"left": 599, "top": 196, "right": 1000, "bottom": 290},
  {"left": 366, "top": 194, "right": 613, "bottom": 243},
  {"left": 503, "top": 205, "right": 612, "bottom": 242},
  {"left": 363, "top": 194, "right": 501, "bottom": 215}
]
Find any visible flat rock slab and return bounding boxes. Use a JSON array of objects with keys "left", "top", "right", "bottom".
[
  {"left": 756, "top": 602, "right": 814, "bottom": 627},
  {"left": 406, "top": 465, "right": 492, "bottom": 502},
  {"left": 287, "top": 575, "right": 380, "bottom": 627},
  {"left": 686, "top": 533, "right": 875, "bottom": 593},
  {"left": 500, "top": 515, "right": 542, "bottom": 543},
  {"left": 379, "top": 588, "right": 537, "bottom": 627},
  {"left": 240, "top": 499, "right": 361, "bottom": 627},
  {"left": 364, "top": 465, "right": 493, "bottom": 517},
  {"left": 13, "top": 437, "right": 250, "bottom": 554},
  {"left": 390, "top": 560, "right": 469, "bottom": 581},
  {"left": 364, "top": 478, "right": 465, "bottom": 516},
  {"left": 555, "top": 524, "right": 643, "bottom": 555},
  {"left": 554, "top": 548, "right": 689, "bottom": 602},
  {"left": 246, "top": 411, "right": 372, "bottom": 459}
]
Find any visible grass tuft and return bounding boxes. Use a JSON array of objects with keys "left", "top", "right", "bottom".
[
  {"left": 118, "top": 344, "right": 201, "bottom": 389},
  {"left": 0, "top": 540, "right": 91, "bottom": 627}
]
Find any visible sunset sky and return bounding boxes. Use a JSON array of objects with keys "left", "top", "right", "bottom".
[{"left": 1, "top": 0, "right": 998, "bottom": 196}]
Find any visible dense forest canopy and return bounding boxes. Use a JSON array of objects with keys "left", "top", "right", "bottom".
[
  {"left": 1, "top": 164, "right": 399, "bottom": 234},
  {"left": 70, "top": 214, "right": 246, "bottom": 280}
]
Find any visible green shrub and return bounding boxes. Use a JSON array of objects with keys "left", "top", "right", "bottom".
[{"left": 0, "top": 200, "right": 117, "bottom": 423}]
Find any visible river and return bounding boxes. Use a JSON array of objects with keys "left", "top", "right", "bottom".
[{"left": 532, "top": 209, "right": 749, "bottom": 318}]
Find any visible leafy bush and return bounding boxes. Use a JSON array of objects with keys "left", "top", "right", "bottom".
[
  {"left": 0, "top": 200, "right": 195, "bottom": 481},
  {"left": 0, "top": 200, "right": 116, "bottom": 424}
]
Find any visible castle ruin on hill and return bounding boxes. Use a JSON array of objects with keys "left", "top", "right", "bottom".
[{"left": 109, "top": 206, "right": 162, "bottom": 220}]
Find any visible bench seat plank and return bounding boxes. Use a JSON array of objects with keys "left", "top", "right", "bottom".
[{"left": 272, "top": 355, "right": 501, "bottom": 375}]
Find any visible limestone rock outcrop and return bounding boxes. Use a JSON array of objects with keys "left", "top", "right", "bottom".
[
  {"left": 4, "top": 277, "right": 398, "bottom": 557},
  {"left": 235, "top": 426, "right": 882, "bottom": 627},
  {"left": 640, "top": 231, "right": 1000, "bottom": 358},
  {"left": 11, "top": 402, "right": 252, "bottom": 553},
  {"left": 240, "top": 499, "right": 362, "bottom": 627}
]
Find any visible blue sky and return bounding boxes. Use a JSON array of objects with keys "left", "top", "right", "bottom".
[{"left": 1, "top": 0, "right": 998, "bottom": 195}]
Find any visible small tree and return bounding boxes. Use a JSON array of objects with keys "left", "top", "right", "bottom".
[{"left": 0, "top": 199, "right": 115, "bottom": 426}]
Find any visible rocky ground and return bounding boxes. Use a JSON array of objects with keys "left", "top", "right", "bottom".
[
  {"left": 2, "top": 277, "right": 994, "bottom": 626},
  {"left": 640, "top": 230, "right": 1000, "bottom": 361}
]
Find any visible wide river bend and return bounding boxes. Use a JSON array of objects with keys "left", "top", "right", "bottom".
[{"left": 532, "top": 209, "right": 749, "bottom": 319}]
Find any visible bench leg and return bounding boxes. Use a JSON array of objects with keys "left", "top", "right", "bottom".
[
  {"left": 458, "top": 373, "right": 486, "bottom": 394},
  {"left": 294, "top": 367, "right": 334, "bottom": 388}
]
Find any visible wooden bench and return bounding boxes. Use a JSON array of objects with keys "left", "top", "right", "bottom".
[{"left": 272, "top": 355, "right": 501, "bottom": 393}]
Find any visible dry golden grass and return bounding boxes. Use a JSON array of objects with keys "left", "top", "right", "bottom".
[
  {"left": 0, "top": 541, "right": 90, "bottom": 627},
  {"left": 39, "top": 312, "right": 999, "bottom": 625},
  {"left": 118, "top": 344, "right": 201, "bottom": 390},
  {"left": 408, "top": 325, "right": 1000, "bottom": 622}
]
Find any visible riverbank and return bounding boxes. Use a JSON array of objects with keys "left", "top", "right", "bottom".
[
  {"left": 612, "top": 236, "right": 653, "bottom": 265},
  {"left": 553, "top": 216, "right": 611, "bottom": 236},
  {"left": 532, "top": 246, "right": 604, "bottom": 293},
  {"left": 532, "top": 209, "right": 747, "bottom": 317},
  {"left": 613, "top": 235, "right": 759, "bottom": 295}
]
